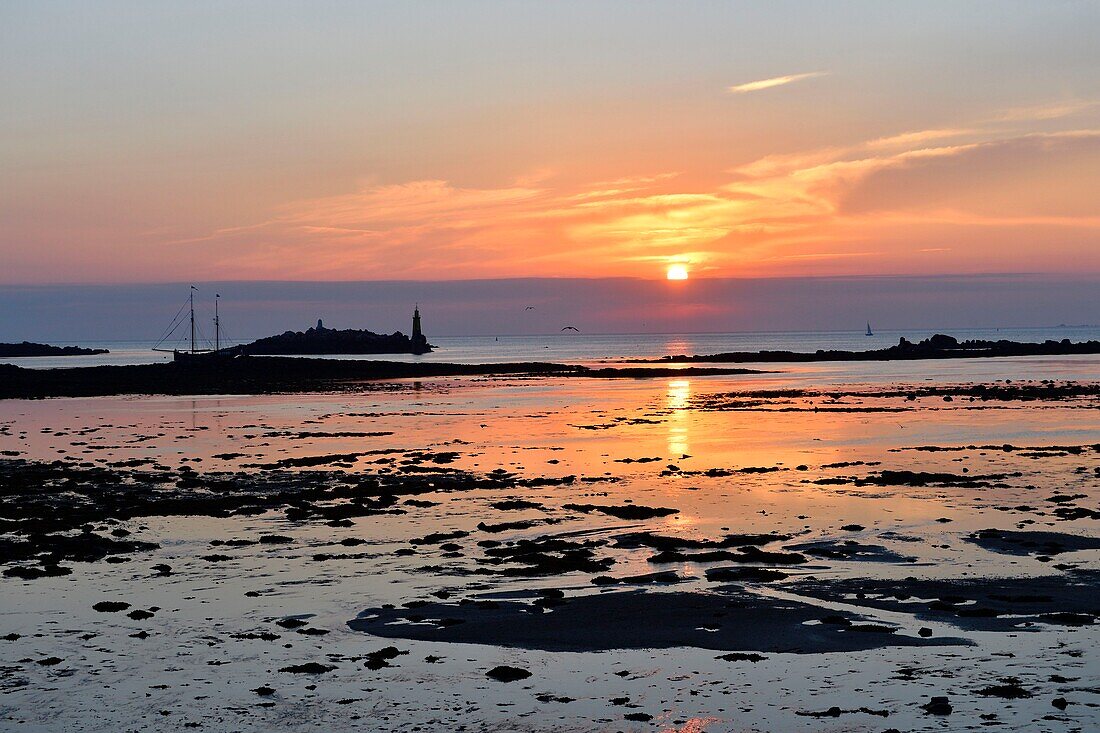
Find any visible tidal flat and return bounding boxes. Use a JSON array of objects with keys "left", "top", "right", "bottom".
[{"left": 1, "top": 362, "right": 1098, "bottom": 732}]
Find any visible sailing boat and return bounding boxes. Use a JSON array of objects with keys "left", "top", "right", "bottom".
[
  {"left": 865, "top": 322, "right": 874, "bottom": 336},
  {"left": 153, "top": 286, "right": 227, "bottom": 362}
]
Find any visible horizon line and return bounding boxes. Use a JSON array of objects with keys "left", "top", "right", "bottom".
[
  {"left": 3, "top": 271, "right": 1100, "bottom": 289},
  {"left": 26, "top": 323, "right": 1100, "bottom": 345}
]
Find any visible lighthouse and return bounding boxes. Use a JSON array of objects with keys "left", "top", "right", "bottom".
[{"left": 411, "top": 305, "right": 430, "bottom": 354}]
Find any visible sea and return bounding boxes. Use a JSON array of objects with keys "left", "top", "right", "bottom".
[{"left": 3, "top": 325, "right": 1098, "bottom": 370}]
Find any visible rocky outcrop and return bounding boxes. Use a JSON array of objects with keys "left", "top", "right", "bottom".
[
  {"left": 0, "top": 342, "right": 108, "bottom": 357},
  {"left": 236, "top": 324, "right": 432, "bottom": 355}
]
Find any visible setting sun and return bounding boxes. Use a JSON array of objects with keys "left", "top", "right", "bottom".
[{"left": 667, "top": 264, "right": 689, "bottom": 280}]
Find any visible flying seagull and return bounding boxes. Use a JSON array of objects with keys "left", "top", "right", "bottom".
[
  {"left": 525, "top": 305, "right": 535, "bottom": 310},
  {"left": 561, "top": 326, "right": 579, "bottom": 332}
]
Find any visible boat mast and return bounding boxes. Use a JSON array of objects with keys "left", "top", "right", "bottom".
[
  {"left": 190, "top": 286, "right": 196, "bottom": 353},
  {"left": 214, "top": 293, "right": 220, "bottom": 353}
]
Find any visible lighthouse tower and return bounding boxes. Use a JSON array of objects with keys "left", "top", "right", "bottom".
[{"left": 411, "top": 304, "right": 430, "bottom": 354}]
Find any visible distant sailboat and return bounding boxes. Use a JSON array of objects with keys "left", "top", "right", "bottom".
[{"left": 865, "top": 322, "right": 874, "bottom": 336}]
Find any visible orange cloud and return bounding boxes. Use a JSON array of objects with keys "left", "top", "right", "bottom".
[{"left": 159, "top": 128, "right": 1100, "bottom": 281}]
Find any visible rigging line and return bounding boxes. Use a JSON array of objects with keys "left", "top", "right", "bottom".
[
  {"left": 193, "top": 320, "right": 214, "bottom": 351},
  {"left": 153, "top": 314, "right": 188, "bottom": 350},
  {"left": 153, "top": 311, "right": 190, "bottom": 351},
  {"left": 152, "top": 300, "right": 191, "bottom": 348},
  {"left": 161, "top": 310, "right": 197, "bottom": 351},
  {"left": 154, "top": 308, "right": 187, "bottom": 346},
  {"left": 164, "top": 333, "right": 186, "bottom": 352}
]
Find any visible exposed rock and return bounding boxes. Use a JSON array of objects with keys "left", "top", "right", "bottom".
[
  {"left": 921, "top": 696, "right": 952, "bottom": 715},
  {"left": 364, "top": 646, "right": 408, "bottom": 670},
  {"left": 704, "top": 567, "right": 789, "bottom": 582},
  {"left": 278, "top": 662, "right": 336, "bottom": 674},
  {"left": 486, "top": 665, "right": 531, "bottom": 683},
  {"left": 976, "top": 679, "right": 1032, "bottom": 699},
  {"left": 563, "top": 503, "right": 679, "bottom": 520},
  {"left": 92, "top": 601, "right": 131, "bottom": 613},
  {"left": 715, "top": 652, "right": 767, "bottom": 662}
]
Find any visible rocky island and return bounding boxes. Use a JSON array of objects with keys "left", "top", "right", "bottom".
[
  {"left": 236, "top": 323, "right": 429, "bottom": 356},
  {"left": 0, "top": 341, "right": 109, "bottom": 358},
  {"left": 235, "top": 308, "right": 432, "bottom": 356}
]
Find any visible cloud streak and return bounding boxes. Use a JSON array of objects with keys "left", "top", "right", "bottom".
[
  {"left": 726, "top": 71, "right": 828, "bottom": 94},
  {"left": 995, "top": 99, "right": 1098, "bottom": 122}
]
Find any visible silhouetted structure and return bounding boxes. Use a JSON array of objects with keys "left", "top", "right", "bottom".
[
  {"left": 221, "top": 307, "right": 433, "bottom": 356},
  {"left": 411, "top": 306, "right": 429, "bottom": 354}
]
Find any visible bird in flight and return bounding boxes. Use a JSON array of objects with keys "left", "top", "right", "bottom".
[
  {"left": 561, "top": 326, "right": 579, "bottom": 332},
  {"left": 524, "top": 305, "right": 535, "bottom": 310}
]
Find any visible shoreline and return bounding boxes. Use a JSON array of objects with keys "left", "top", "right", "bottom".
[{"left": 0, "top": 357, "right": 761, "bottom": 400}]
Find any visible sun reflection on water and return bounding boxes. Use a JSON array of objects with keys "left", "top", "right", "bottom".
[
  {"left": 660, "top": 717, "right": 723, "bottom": 733},
  {"left": 667, "top": 379, "right": 691, "bottom": 457}
]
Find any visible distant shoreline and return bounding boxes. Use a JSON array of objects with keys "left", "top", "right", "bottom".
[
  {"left": 0, "top": 341, "right": 109, "bottom": 358},
  {"left": 626, "top": 334, "right": 1100, "bottom": 364}
]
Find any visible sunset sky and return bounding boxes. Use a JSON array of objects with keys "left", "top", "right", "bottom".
[{"left": 2, "top": 1, "right": 1100, "bottom": 285}]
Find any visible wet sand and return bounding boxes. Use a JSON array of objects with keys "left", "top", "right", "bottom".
[{"left": 0, "top": 368, "right": 1098, "bottom": 731}]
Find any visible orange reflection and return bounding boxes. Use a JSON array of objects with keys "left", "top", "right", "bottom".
[
  {"left": 660, "top": 717, "right": 723, "bottom": 733},
  {"left": 667, "top": 379, "right": 691, "bottom": 457}
]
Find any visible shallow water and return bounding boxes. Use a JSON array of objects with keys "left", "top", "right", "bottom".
[{"left": 1, "top": 357, "right": 1098, "bottom": 731}]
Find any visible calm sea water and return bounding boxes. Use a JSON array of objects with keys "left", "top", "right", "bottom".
[{"left": 3, "top": 326, "right": 1098, "bottom": 370}]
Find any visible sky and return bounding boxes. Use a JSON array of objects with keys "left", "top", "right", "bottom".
[
  {"left": 1, "top": 2, "right": 1098, "bottom": 336},
  {"left": 1, "top": 275, "right": 1096, "bottom": 341}
]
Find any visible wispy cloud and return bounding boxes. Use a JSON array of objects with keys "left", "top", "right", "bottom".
[
  {"left": 726, "top": 71, "right": 828, "bottom": 95},
  {"left": 995, "top": 99, "right": 1098, "bottom": 122},
  {"left": 865, "top": 128, "right": 982, "bottom": 150}
]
